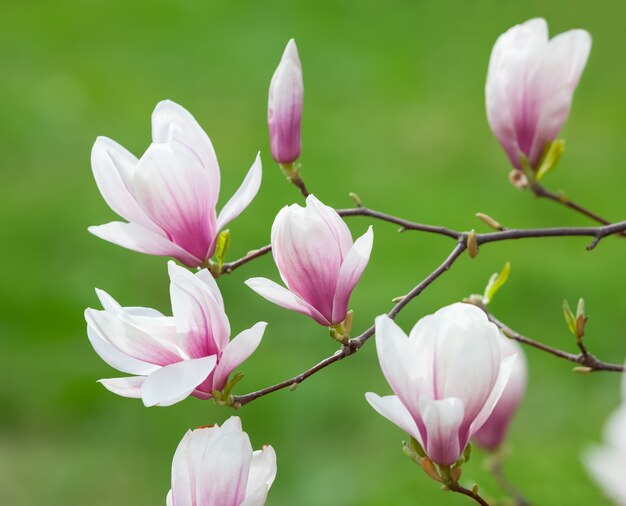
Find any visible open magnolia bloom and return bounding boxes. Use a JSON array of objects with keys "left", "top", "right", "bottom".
[
  {"left": 89, "top": 100, "right": 262, "bottom": 267},
  {"left": 167, "top": 417, "right": 277, "bottom": 506},
  {"left": 473, "top": 335, "right": 528, "bottom": 450},
  {"left": 245, "top": 195, "right": 373, "bottom": 327},
  {"left": 584, "top": 366, "right": 626, "bottom": 505},
  {"left": 84, "top": 262, "right": 266, "bottom": 407},
  {"left": 366, "top": 303, "right": 516, "bottom": 466},
  {"left": 486, "top": 18, "right": 591, "bottom": 170}
]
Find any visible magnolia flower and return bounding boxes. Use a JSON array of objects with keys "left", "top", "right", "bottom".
[
  {"left": 365, "top": 303, "right": 516, "bottom": 466},
  {"left": 89, "top": 100, "right": 262, "bottom": 267},
  {"left": 85, "top": 261, "right": 266, "bottom": 407},
  {"left": 584, "top": 366, "right": 626, "bottom": 505},
  {"left": 245, "top": 195, "right": 373, "bottom": 326},
  {"left": 486, "top": 18, "right": 591, "bottom": 170},
  {"left": 473, "top": 336, "right": 528, "bottom": 450},
  {"left": 167, "top": 417, "right": 277, "bottom": 506},
  {"left": 268, "top": 39, "right": 303, "bottom": 164}
]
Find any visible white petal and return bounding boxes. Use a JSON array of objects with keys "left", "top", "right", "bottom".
[
  {"left": 245, "top": 277, "right": 330, "bottom": 325},
  {"left": 89, "top": 221, "right": 202, "bottom": 267},
  {"left": 584, "top": 445, "right": 626, "bottom": 505},
  {"left": 365, "top": 393, "right": 421, "bottom": 445},
  {"left": 141, "top": 356, "right": 217, "bottom": 407},
  {"left": 216, "top": 152, "right": 262, "bottom": 231},
  {"left": 193, "top": 420, "right": 253, "bottom": 506},
  {"left": 170, "top": 430, "right": 195, "bottom": 506},
  {"left": 98, "top": 376, "right": 145, "bottom": 398},
  {"left": 151, "top": 100, "right": 221, "bottom": 193},
  {"left": 242, "top": 445, "right": 277, "bottom": 505},
  {"left": 212, "top": 322, "right": 267, "bottom": 392},
  {"left": 168, "top": 262, "right": 231, "bottom": 358},
  {"left": 85, "top": 310, "right": 158, "bottom": 376},
  {"left": 469, "top": 354, "right": 517, "bottom": 436},
  {"left": 331, "top": 226, "right": 373, "bottom": 323}
]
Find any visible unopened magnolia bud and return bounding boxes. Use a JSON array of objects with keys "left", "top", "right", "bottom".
[{"left": 268, "top": 39, "right": 303, "bottom": 164}]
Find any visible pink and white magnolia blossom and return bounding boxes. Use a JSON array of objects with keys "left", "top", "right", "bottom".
[
  {"left": 473, "top": 335, "right": 528, "bottom": 450},
  {"left": 167, "top": 417, "right": 277, "bottom": 506},
  {"left": 245, "top": 195, "right": 373, "bottom": 326},
  {"left": 89, "top": 100, "right": 262, "bottom": 267},
  {"left": 268, "top": 39, "right": 303, "bottom": 164},
  {"left": 486, "top": 18, "right": 591, "bottom": 169},
  {"left": 84, "top": 261, "right": 266, "bottom": 407},
  {"left": 584, "top": 364, "right": 626, "bottom": 505},
  {"left": 365, "top": 303, "right": 516, "bottom": 466}
]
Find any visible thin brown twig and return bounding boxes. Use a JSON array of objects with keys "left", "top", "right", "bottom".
[
  {"left": 530, "top": 181, "right": 614, "bottom": 226},
  {"left": 230, "top": 241, "right": 467, "bottom": 407},
  {"left": 446, "top": 481, "right": 491, "bottom": 506},
  {"left": 481, "top": 308, "right": 624, "bottom": 373}
]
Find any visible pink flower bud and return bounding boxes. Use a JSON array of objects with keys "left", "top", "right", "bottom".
[
  {"left": 486, "top": 18, "right": 591, "bottom": 169},
  {"left": 167, "top": 417, "right": 277, "bottom": 506},
  {"left": 89, "top": 100, "right": 262, "bottom": 267},
  {"left": 85, "top": 262, "right": 266, "bottom": 407},
  {"left": 584, "top": 363, "right": 626, "bottom": 505},
  {"left": 366, "top": 303, "right": 516, "bottom": 466},
  {"left": 473, "top": 336, "right": 527, "bottom": 450},
  {"left": 268, "top": 39, "right": 303, "bottom": 164},
  {"left": 246, "top": 195, "right": 373, "bottom": 326}
]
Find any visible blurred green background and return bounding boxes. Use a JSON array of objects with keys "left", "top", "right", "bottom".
[{"left": 2, "top": 0, "right": 626, "bottom": 504}]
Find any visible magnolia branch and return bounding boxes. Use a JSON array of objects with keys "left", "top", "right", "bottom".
[
  {"left": 481, "top": 308, "right": 625, "bottom": 373},
  {"left": 219, "top": 208, "right": 626, "bottom": 276},
  {"left": 230, "top": 241, "right": 467, "bottom": 407}
]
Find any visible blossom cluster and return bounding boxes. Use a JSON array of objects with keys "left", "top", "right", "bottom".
[{"left": 82, "top": 17, "right": 625, "bottom": 506}]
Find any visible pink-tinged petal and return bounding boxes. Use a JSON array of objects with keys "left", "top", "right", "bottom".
[
  {"left": 469, "top": 354, "right": 517, "bottom": 437},
  {"left": 245, "top": 277, "right": 330, "bottom": 326},
  {"left": 528, "top": 29, "right": 592, "bottom": 164},
  {"left": 419, "top": 396, "right": 465, "bottom": 466},
  {"left": 133, "top": 142, "right": 217, "bottom": 261},
  {"left": 152, "top": 100, "right": 221, "bottom": 195},
  {"left": 91, "top": 137, "right": 159, "bottom": 230},
  {"left": 212, "top": 322, "right": 267, "bottom": 391},
  {"left": 98, "top": 376, "right": 145, "bottom": 398},
  {"left": 166, "top": 490, "right": 173, "bottom": 506},
  {"left": 270, "top": 201, "right": 343, "bottom": 319},
  {"left": 365, "top": 393, "right": 421, "bottom": 446},
  {"left": 216, "top": 152, "right": 262, "bottom": 232},
  {"left": 243, "top": 445, "right": 277, "bottom": 504},
  {"left": 474, "top": 338, "right": 528, "bottom": 450},
  {"left": 194, "top": 419, "right": 252, "bottom": 506},
  {"left": 331, "top": 226, "right": 373, "bottom": 323},
  {"left": 170, "top": 430, "right": 195, "bottom": 506},
  {"left": 88, "top": 221, "right": 202, "bottom": 267},
  {"left": 168, "top": 262, "right": 230, "bottom": 357},
  {"left": 85, "top": 310, "right": 158, "bottom": 376},
  {"left": 141, "top": 355, "right": 217, "bottom": 407},
  {"left": 86, "top": 303, "right": 182, "bottom": 367}
]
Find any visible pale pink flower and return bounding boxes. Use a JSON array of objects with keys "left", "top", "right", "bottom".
[
  {"left": 486, "top": 18, "right": 591, "bottom": 169},
  {"left": 366, "top": 303, "right": 516, "bottom": 466},
  {"left": 167, "top": 417, "right": 277, "bottom": 506},
  {"left": 245, "top": 195, "right": 373, "bottom": 326},
  {"left": 473, "top": 336, "right": 528, "bottom": 450},
  {"left": 89, "top": 100, "right": 262, "bottom": 267},
  {"left": 584, "top": 364, "right": 626, "bottom": 505},
  {"left": 268, "top": 39, "right": 303, "bottom": 164},
  {"left": 85, "top": 262, "right": 266, "bottom": 407}
]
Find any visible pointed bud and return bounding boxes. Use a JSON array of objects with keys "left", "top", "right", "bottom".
[{"left": 268, "top": 39, "right": 303, "bottom": 164}]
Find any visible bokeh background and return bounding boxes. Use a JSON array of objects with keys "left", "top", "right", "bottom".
[{"left": 2, "top": 0, "right": 626, "bottom": 504}]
